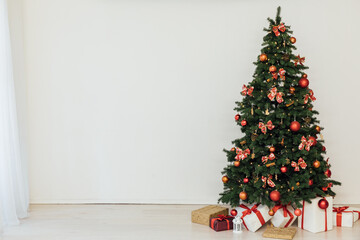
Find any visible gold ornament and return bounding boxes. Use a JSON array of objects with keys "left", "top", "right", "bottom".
[
  {"left": 251, "top": 133, "right": 258, "bottom": 141},
  {"left": 286, "top": 100, "right": 294, "bottom": 107},
  {"left": 240, "top": 140, "right": 247, "bottom": 145},
  {"left": 296, "top": 182, "right": 300, "bottom": 186},
  {"left": 265, "top": 109, "right": 270, "bottom": 115}
]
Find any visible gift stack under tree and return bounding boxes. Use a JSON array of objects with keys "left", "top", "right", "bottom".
[{"left": 217, "top": 6, "right": 343, "bottom": 234}]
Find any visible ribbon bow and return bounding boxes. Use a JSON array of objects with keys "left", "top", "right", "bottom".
[
  {"left": 235, "top": 148, "right": 250, "bottom": 161},
  {"left": 333, "top": 206, "right": 349, "bottom": 213},
  {"left": 304, "top": 89, "right": 316, "bottom": 104},
  {"left": 272, "top": 23, "right": 286, "bottom": 37},
  {"left": 294, "top": 55, "right": 305, "bottom": 66},
  {"left": 291, "top": 157, "right": 307, "bottom": 171},
  {"left": 272, "top": 205, "right": 294, "bottom": 227},
  {"left": 259, "top": 121, "right": 275, "bottom": 134},
  {"left": 278, "top": 68, "right": 286, "bottom": 80},
  {"left": 241, "top": 85, "right": 254, "bottom": 96},
  {"left": 333, "top": 206, "right": 351, "bottom": 227},
  {"left": 216, "top": 215, "right": 233, "bottom": 221},
  {"left": 298, "top": 136, "right": 315, "bottom": 151},
  {"left": 239, "top": 204, "right": 266, "bottom": 230},
  {"left": 261, "top": 175, "right": 275, "bottom": 188},
  {"left": 268, "top": 87, "right": 284, "bottom": 103}
]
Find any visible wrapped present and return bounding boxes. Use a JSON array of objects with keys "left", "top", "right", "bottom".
[
  {"left": 209, "top": 215, "right": 234, "bottom": 231},
  {"left": 235, "top": 203, "right": 271, "bottom": 232},
  {"left": 332, "top": 206, "right": 353, "bottom": 227},
  {"left": 271, "top": 205, "right": 297, "bottom": 228},
  {"left": 191, "top": 205, "right": 228, "bottom": 226},
  {"left": 348, "top": 207, "right": 360, "bottom": 222},
  {"left": 298, "top": 196, "right": 333, "bottom": 233}
]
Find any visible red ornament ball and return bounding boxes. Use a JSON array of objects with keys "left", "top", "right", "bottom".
[
  {"left": 290, "top": 37, "right": 296, "bottom": 44},
  {"left": 270, "top": 190, "right": 281, "bottom": 202},
  {"left": 325, "top": 169, "right": 332, "bottom": 178},
  {"left": 239, "top": 191, "right": 248, "bottom": 200},
  {"left": 243, "top": 178, "right": 249, "bottom": 184},
  {"left": 302, "top": 74, "right": 308, "bottom": 78},
  {"left": 241, "top": 120, "right": 247, "bottom": 126},
  {"left": 318, "top": 199, "right": 329, "bottom": 209},
  {"left": 231, "top": 147, "right": 235, "bottom": 152},
  {"left": 280, "top": 166, "right": 288, "bottom": 173},
  {"left": 230, "top": 209, "right": 238, "bottom": 216},
  {"left": 222, "top": 176, "right": 229, "bottom": 183},
  {"left": 269, "top": 65, "right": 277, "bottom": 73},
  {"left": 294, "top": 208, "right": 302, "bottom": 216},
  {"left": 322, "top": 146, "right": 326, "bottom": 152},
  {"left": 299, "top": 78, "right": 309, "bottom": 88},
  {"left": 269, "top": 146, "right": 276, "bottom": 153},
  {"left": 260, "top": 54, "right": 268, "bottom": 62},
  {"left": 309, "top": 179, "right": 313, "bottom": 186},
  {"left": 268, "top": 209, "right": 275, "bottom": 216},
  {"left": 290, "top": 121, "right": 301, "bottom": 132},
  {"left": 309, "top": 136, "right": 317, "bottom": 146},
  {"left": 322, "top": 187, "right": 328, "bottom": 191},
  {"left": 315, "top": 126, "right": 321, "bottom": 132},
  {"left": 235, "top": 114, "right": 240, "bottom": 121},
  {"left": 234, "top": 161, "right": 240, "bottom": 167},
  {"left": 313, "top": 160, "right": 321, "bottom": 168}
]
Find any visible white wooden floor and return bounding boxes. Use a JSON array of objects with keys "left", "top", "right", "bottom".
[{"left": 2, "top": 204, "right": 360, "bottom": 240}]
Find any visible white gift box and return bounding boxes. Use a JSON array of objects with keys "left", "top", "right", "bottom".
[
  {"left": 235, "top": 203, "right": 271, "bottom": 232},
  {"left": 332, "top": 207, "right": 353, "bottom": 227},
  {"left": 271, "top": 205, "right": 297, "bottom": 228},
  {"left": 298, "top": 196, "right": 333, "bottom": 233},
  {"left": 347, "top": 207, "right": 360, "bottom": 222}
]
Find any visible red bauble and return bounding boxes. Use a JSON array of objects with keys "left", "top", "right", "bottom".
[
  {"left": 290, "top": 121, "right": 301, "bottom": 132},
  {"left": 241, "top": 120, "right": 247, "bottom": 126},
  {"left": 299, "top": 78, "right": 309, "bottom": 88},
  {"left": 302, "top": 74, "right": 308, "bottom": 78},
  {"left": 322, "top": 146, "right": 326, "bottom": 152},
  {"left": 309, "top": 179, "right": 313, "bottom": 186},
  {"left": 243, "top": 178, "right": 249, "bottom": 184},
  {"left": 318, "top": 199, "right": 329, "bottom": 209},
  {"left": 315, "top": 126, "right": 321, "bottom": 132},
  {"left": 239, "top": 191, "right": 248, "bottom": 200},
  {"left": 230, "top": 209, "right": 238, "bottom": 216},
  {"left": 322, "top": 187, "right": 328, "bottom": 191},
  {"left": 260, "top": 54, "right": 268, "bottom": 62},
  {"left": 313, "top": 160, "right": 321, "bottom": 168},
  {"left": 235, "top": 114, "right": 240, "bottom": 121},
  {"left": 222, "top": 176, "right": 229, "bottom": 183},
  {"left": 290, "top": 37, "right": 296, "bottom": 44},
  {"left": 280, "top": 166, "right": 288, "bottom": 173},
  {"left": 269, "top": 146, "right": 276, "bottom": 153},
  {"left": 270, "top": 190, "right": 281, "bottom": 202},
  {"left": 269, "top": 65, "right": 277, "bottom": 72},
  {"left": 294, "top": 209, "right": 302, "bottom": 216},
  {"left": 268, "top": 209, "right": 275, "bottom": 216},
  {"left": 234, "top": 161, "right": 240, "bottom": 167},
  {"left": 308, "top": 136, "right": 317, "bottom": 146},
  {"left": 325, "top": 169, "right": 332, "bottom": 178}
]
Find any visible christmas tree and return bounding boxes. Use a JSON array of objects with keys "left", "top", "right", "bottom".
[{"left": 219, "top": 7, "right": 340, "bottom": 209}]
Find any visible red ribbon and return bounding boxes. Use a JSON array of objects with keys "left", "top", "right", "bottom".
[
  {"left": 294, "top": 55, "right": 305, "bottom": 66},
  {"left": 301, "top": 198, "right": 328, "bottom": 231},
  {"left": 267, "top": 87, "right": 284, "bottom": 103},
  {"left": 298, "top": 136, "right": 314, "bottom": 151},
  {"left": 272, "top": 23, "right": 286, "bottom": 37},
  {"left": 273, "top": 205, "right": 294, "bottom": 227},
  {"left": 239, "top": 204, "right": 265, "bottom": 230},
  {"left": 241, "top": 85, "right": 254, "bottom": 96},
  {"left": 261, "top": 175, "right": 275, "bottom": 188},
  {"left": 304, "top": 89, "right": 316, "bottom": 104},
  {"left": 354, "top": 210, "right": 360, "bottom": 221},
  {"left": 291, "top": 158, "right": 307, "bottom": 172},
  {"left": 210, "top": 215, "right": 233, "bottom": 230},
  {"left": 258, "top": 120, "right": 275, "bottom": 134},
  {"left": 333, "top": 206, "right": 351, "bottom": 227},
  {"left": 235, "top": 148, "right": 250, "bottom": 161}
]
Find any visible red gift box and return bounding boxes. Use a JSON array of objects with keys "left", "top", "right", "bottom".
[{"left": 209, "top": 215, "right": 234, "bottom": 231}]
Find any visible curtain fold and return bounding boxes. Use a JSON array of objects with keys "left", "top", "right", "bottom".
[{"left": 0, "top": 0, "right": 29, "bottom": 231}]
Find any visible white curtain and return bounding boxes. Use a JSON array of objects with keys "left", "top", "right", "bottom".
[{"left": 0, "top": 0, "right": 29, "bottom": 231}]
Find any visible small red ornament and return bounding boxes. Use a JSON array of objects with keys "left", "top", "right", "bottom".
[
  {"left": 309, "top": 179, "right": 313, "bottom": 186},
  {"left": 235, "top": 114, "right": 240, "bottom": 121},
  {"left": 302, "top": 74, "right": 308, "bottom": 78},
  {"left": 268, "top": 209, "right": 275, "bottom": 216},
  {"left": 239, "top": 191, "right": 248, "bottom": 200},
  {"left": 322, "top": 146, "right": 326, "bottom": 152},
  {"left": 290, "top": 37, "right": 296, "bottom": 44},
  {"left": 318, "top": 199, "right": 329, "bottom": 209},
  {"left": 234, "top": 161, "right": 240, "bottom": 167},
  {"left": 313, "top": 160, "right": 321, "bottom": 168},
  {"left": 294, "top": 209, "right": 302, "bottom": 216},
  {"left": 269, "top": 65, "right": 277, "bottom": 73},
  {"left": 222, "top": 176, "right": 229, "bottom": 183},
  {"left": 280, "top": 166, "right": 288, "bottom": 173},
  {"left": 299, "top": 78, "right": 309, "bottom": 88},
  {"left": 241, "top": 120, "right": 247, "bottom": 126},
  {"left": 309, "top": 136, "right": 317, "bottom": 146},
  {"left": 269, "top": 146, "right": 276, "bottom": 153},
  {"left": 315, "top": 126, "right": 321, "bottom": 132},
  {"left": 322, "top": 186, "right": 328, "bottom": 191},
  {"left": 290, "top": 121, "right": 301, "bottom": 132},
  {"left": 260, "top": 54, "right": 268, "bottom": 62},
  {"left": 230, "top": 209, "right": 238, "bottom": 216},
  {"left": 269, "top": 190, "right": 281, "bottom": 202},
  {"left": 289, "top": 87, "right": 295, "bottom": 94},
  {"left": 325, "top": 169, "right": 332, "bottom": 178},
  {"left": 243, "top": 178, "right": 249, "bottom": 183},
  {"left": 231, "top": 147, "right": 235, "bottom": 152}
]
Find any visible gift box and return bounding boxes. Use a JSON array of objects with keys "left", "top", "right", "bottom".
[
  {"left": 191, "top": 205, "right": 228, "bottom": 226},
  {"left": 209, "top": 215, "right": 234, "bottom": 231},
  {"left": 271, "top": 205, "right": 297, "bottom": 228},
  {"left": 348, "top": 207, "right": 360, "bottom": 222},
  {"left": 298, "top": 196, "right": 333, "bottom": 233},
  {"left": 332, "top": 206, "right": 353, "bottom": 227},
  {"left": 235, "top": 203, "right": 271, "bottom": 232}
]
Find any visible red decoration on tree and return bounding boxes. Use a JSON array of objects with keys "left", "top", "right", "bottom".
[
  {"left": 239, "top": 191, "right": 248, "bottom": 200},
  {"left": 308, "top": 136, "right": 317, "bottom": 146},
  {"left": 299, "top": 77, "right": 309, "bottom": 88},
  {"left": 290, "top": 37, "right": 296, "bottom": 44},
  {"left": 291, "top": 158, "right": 307, "bottom": 171},
  {"left": 235, "top": 114, "right": 240, "bottom": 121},
  {"left": 268, "top": 87, "right": 284, "bottom": 103},
  {"left": 322, "top": 146, "right": 326, "bottom": 152},
  {"left": 234, "top": 161, "right": 240, "bottom": 167},
  {"left": 269, "top": 146, "right": 276, "bottom": 153},
  {"left": 318, "top": 199, "right": 329, "bottom": 209},
  {"left": 290, "top": 121, "right": 300, "bottom": 132},
  {"left": 325, "top": 169, "right": 332, "bottom": 178},
  {"left": 230, "top": 209, "right": 238, "bottom": 216},
  {"left": 309, "top": 179, "right": 313, "bottom": 186},
  {"left": 243, "top": 178, "right": 249, "bottom": 183},
  {"left": 280, "top": 166, "right": 288, "bottom": 173},
  {"left": 313, "top": 160, "right": 321, "bottom": 168},
  {"left": 259, "top": 120, "right": 275, "bottom": 134},
  {"left": 231, "top": 147, "right": 235, "bottom": 152},
  {"left": 268, "top": 209, "right": 275, "bottom": 216},
  {"left": 260, "top": 54, "right": 268, "bottom": 62},
  {"left": 268, "top": 153, "right": 276, "bottom": 160},
  {"left": 241, "top": 120, "right": 247, "bottom": 126},
  {"left": 222, "top": 176, "right": 229, "bottom": 183},
  {"left": 294, "top": 209, "right": 302, "bottom": 216},
  {"left": 269, "top": 190, "right": 281, "bottom": 202},
  {"left": 269, "top": 65, "right": 277, "bottom": 72}
]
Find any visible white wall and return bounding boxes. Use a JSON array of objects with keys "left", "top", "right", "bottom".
[{"left": 17, "top": 0, "right": 360, "bottom": 204}]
